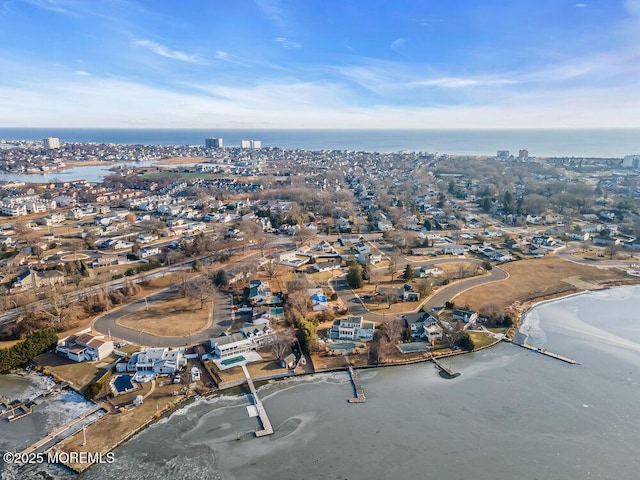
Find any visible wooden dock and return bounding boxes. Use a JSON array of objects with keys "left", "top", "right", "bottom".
[
  {"left": 241, "top": 365, "right": 274, "bottom": 437},
  {"left": 431, "top": 357, "right": 459, "bottom": 377},
  {"left": 512, "top": 341, "right": 580, "bottom": 365},
  {"left": 347, "top": 366, "right": 366, "bottom": 403},
  {"left": 20, "top": 405, "right": 103, "bottom": 455}
]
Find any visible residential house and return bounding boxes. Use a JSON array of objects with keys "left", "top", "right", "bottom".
[
  {"left": 330, "top": 316, "right": 376, "bottom": 341},
  {"left": 417, "top": 264, "right": 443, "bottom": 278},
  {"left": 13, "top": 269, "right": 64, "bottom": 290},
  {"left": 452, "top": 308, "right": 479, "bottom": 324},
  {"left": 314, "top": 261, "right": 342, "bottom": 272},
  {"left": 126, "top": 348, "right": 186, "bottom": 375},
  {"left": 210, "top": 332, "right": 255, "bottom": 358},
  {"left": 404, "top": 312, "right": 439, "bottom": 340},
  {"left": 56, "top": 331, "right": 114, "bottom": 362},
  {"left": 308, "top": 288, "right": 328, "bottom": 311}
]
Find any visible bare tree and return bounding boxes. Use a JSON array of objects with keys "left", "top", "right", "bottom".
[
  {"left": 270, "top": 328, "right": 296, "bottom": 359},
  {"left": 287, "top": 289, "right": 312, "bottom": 318},
  {"left": 186, "top": 276, "right": 214, "bottom": 310},
  {"left": 40, "top": 286, "right": 75, "bottom": 327},
  {"left": 262, "top": 257, "right": 283, "bottom": 281},
  {"left": 387, "top": 254, "right": 399, "bottom": 281}
]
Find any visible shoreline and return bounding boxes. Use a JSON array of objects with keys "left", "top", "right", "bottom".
[{"left": 7, "top": 283, "right": 638, "bottom": 474}]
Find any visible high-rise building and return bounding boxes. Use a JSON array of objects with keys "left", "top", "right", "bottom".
[
  {"left": 241, "top": 139, "right": 261, "bottom": 149},
  {"left": 623, "top": 155, "right": 640, "bottom": 169},
  {"left": 43, "top": 137, "right": 60, "bottom": 149},
  {"left": 205, "top": 138, "right": 223, "bottom": 148},
  {"left": 518, "top": 149, "right": 529, "bottom": 161}
]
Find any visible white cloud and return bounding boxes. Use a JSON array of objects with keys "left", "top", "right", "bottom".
[
  {"left": 410, "top": 77, "right": 516, "bottom": 88},
  {"left": 273, "top": 37, "right": 301, "bottom": 49},
  {"left": 134, "top": 39, "right": 203, "bottom": 64},
  {"left": 575, "top": 3, "right": 588, "bottom": 7},
  {"left": 390, "top": 38, "right": 407, "bottom": 54},
  {"left": 74, "top": 70, "right": 90, "bottom": 76},
  {"left": 2, "top": 71, "right": 640, "bottom": 129}
]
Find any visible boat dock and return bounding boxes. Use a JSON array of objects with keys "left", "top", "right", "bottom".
[
  {"left": 241, "top": 364, "right": 274, "bottom": 437},
  {"left": 1, "top": 399, "right": 33, "bottom": 421},
  {"left": 431, "top": 357, "right": 459, "bottom": 377},
  {"left": 347, "top": 365, "right": 366, "bottom": 403},
  {"left": 20, "top": 405, "right": 103, "bottom": 455},
  {"left": 511, "top": 341, "right": 580, "bottom": 365}
]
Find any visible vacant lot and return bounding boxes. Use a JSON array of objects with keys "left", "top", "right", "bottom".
[
  {"left": 454, "top": 255, "right": 637, "bottom": 313},
  {"left": 116, "top": 294, "right": 210, "bottom": 337}
]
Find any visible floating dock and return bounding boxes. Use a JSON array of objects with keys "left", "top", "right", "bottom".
[
  {"left": 512, "top": 341, "right": 580, "bottom": 365},
  {"left": 347, "top": 366, "right": 366, "bottom": 403},
  {"left": 241, "top": 364, "right": 274, "bottom": 437}
]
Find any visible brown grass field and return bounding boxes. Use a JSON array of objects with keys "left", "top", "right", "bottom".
[
  {"left": 116, "top": 294, "right": 210, "bottom": 337},
  {"left": 153, "top": 156, "right": 209, "bottom": 165},
  {"left": 454, "top": 255, "right": 638, "bottom": 313}
]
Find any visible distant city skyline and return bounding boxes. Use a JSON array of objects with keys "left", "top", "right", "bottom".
[{"left": 0, "top": 0, "right": 639, "bottom": 129}]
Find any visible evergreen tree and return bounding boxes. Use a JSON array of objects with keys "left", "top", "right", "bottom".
[
  {"left": 402, "top": 264, "right": 414, "bottom": 280},
  {"left": 346, "top": 263, "right": 364, "bottom": 289}
]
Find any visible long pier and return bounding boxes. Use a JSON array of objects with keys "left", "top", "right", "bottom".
[
  {"left": 241, "top": 364, "right": 274, "bottom": 437},
  {"left": 347, "top": 365, "right": 366, "bottom": 403},
  {"left": 511, "top": 341, "right": 580, "bottom": 365}
]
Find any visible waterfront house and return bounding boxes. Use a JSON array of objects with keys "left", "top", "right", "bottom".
[
  {"left": 56, "top": 331, "right": 114, "bottom": 362},
  {"left": 210, "top": 332, "right": 255, "bottom": 358},
  {"left": 127, "top": 348, "right": 186, "bottom": 375},
  {"left": 330, "top": 316, "right": 376, "bottom": 341},
  {"left": 403, "top": 312, "right": 439, "bottom": 340}
]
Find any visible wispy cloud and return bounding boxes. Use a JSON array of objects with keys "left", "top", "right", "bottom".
[
  {"left": 134, "top": 39, "right": 203, "bottom": 64},
  {"left": 410, "top": 77, "right": 516, "bottom": 88},
  {"left": 273, "top": 37, "right": 301, "bottom": 49},
  {"left": 254, "top": 0, "right": 286, "bottom": 28},
  {"left": 575, "top": 3, "right": 588, "bottom": 7},
  {"left": 390, "top": 38, "right": 407, "bottom": 54},
  {"left": 74, "top": 70, "right": 90, "bottom": 76}
]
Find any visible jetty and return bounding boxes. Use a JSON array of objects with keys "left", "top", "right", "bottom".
[
  {"left": 347, "top": 365, "right": 366, "bottom": 403},
  {"left": 431, "top": 357, "right": 459, "bottom": 378},
  {"left": 510, "top": 340, "right": 580, "bottom": 365},
  {"left": 241, "top": 364, "right": 273, "bottom": 437}
]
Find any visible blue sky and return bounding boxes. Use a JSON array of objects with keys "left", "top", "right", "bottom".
[{"left": 0, "top": 0, "right": 639, "bottom": 128}]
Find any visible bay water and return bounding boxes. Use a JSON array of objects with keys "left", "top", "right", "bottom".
[{"left": 3, "top": 286, "right": 639, "bottom": 479}]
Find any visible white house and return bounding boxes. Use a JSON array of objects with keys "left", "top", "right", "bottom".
[
  {"left": 417, "top": 264, "right": 443, "bottom": 278},
  {"left": 330, "top": 316, "right": 376, "bottom": 341},
  {"left": 314, "top": 261, "right": 342, "bottom": 272},
  {"left": 210, "top": 332, "right": 255, "bottom": 358},
  {"left": 126, "top": 348, "right": 186, "bottom": 375},
  {"left": 57, "top": 332, "right": 114, "bottom": 362},
  {"left": 452, "top": 309, "right": 479, "bottom": 324}
]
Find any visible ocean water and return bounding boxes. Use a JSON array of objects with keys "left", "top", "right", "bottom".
[
  {"left": 1, "top": 128, "right": 639, "bottom": 157},
  {"left": 3, "top": 285, "right": 640, "bottom": 480}
]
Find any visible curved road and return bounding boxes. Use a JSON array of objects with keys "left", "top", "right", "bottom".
[
  {"left": 330, "top": 262, "right": 508, "bottom": 322},
  {"left": 92, "top": 286, "right": 234, "bottom": 348}
]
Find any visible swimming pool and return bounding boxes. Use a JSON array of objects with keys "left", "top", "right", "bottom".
[
  {"left": 221, "top": 355, "right": 246, "bottom": 366},
  {"left": 113, "top": 374, "right": 135, "bottom": 393}
]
